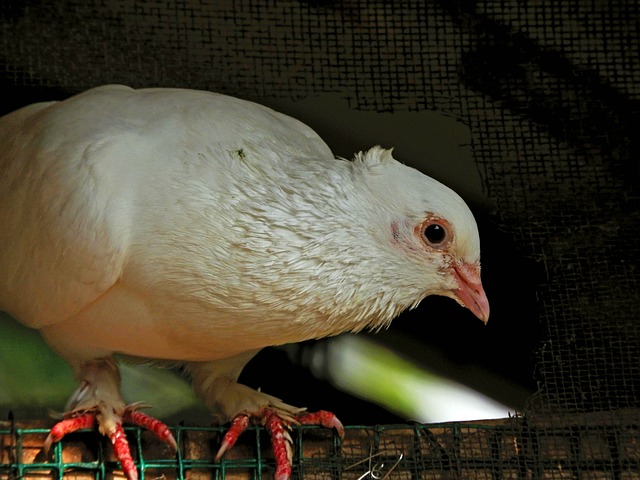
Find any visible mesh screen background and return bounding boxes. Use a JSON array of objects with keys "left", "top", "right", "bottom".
[{"left": 1, "top": 0, "right": 639, "bottom": 418}]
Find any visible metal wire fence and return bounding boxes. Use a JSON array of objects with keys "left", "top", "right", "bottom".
[{"left": 1, "top": 415, "right": 638, "bottom": 479}]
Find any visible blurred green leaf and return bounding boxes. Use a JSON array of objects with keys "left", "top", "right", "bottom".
[
  {"left": 327, "top": 335, "right": 511, "bottom": 422},
  {"left": 0, "top": 312, "right": 74, "bottom": 414}
]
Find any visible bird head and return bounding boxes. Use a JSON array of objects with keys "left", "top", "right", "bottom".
[
  {"left": 205, "top": 144, "right": 489, "bottom": 339},
  {"left": 351, "top": 147, "right": 490, "bottom": 325}
]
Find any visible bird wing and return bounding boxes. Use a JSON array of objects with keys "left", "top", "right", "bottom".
[
  {"left": 0, "top": 95, "right": 131, "bottom": 328},
  {"left": 0, "top": 85, "right": 333, "bottom": 341}
]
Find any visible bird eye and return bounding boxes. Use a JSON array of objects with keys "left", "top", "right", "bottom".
[{"left": 422, "top": 221, "right": 449, "bottom": 247}]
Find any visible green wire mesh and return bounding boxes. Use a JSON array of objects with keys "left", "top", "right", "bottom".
[{"left": 1, "top": 416, "right": 639, "bottom": 479}]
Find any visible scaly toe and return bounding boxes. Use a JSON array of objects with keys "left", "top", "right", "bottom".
[
  {"left": 262, "top": 408, "right": 294, "bottom": 480},
  {"left": 215, "top": 413, "right": 251, "bottom": 461},
  {"left": 44, "top": 413, "right": 97, "bottom": 454},
  {"left": 297, "top": 410, "right": 345, "bottom": 438},
  {"left": 123, "top": 409, "right": 177, "bottom": 451},
  {"left": 109, "top": 422, "right": 138, "bottom": 480}
]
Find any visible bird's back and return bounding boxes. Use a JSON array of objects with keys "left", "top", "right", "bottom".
[{"left": 0, "top": 85, "right": 334, "bottom": 334}]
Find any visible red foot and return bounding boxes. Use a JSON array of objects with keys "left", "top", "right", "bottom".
[
  {"left": 263, "top": 409, "right": 293, "bottom": 480},
  {"left": 215, "top": 408, "right": 343, "bottom": 480},
  {"left": 297, "top": 410, "right": 345, "bottom": 438},
  {"left": 111, "top": 422, "right": 137, "bottom": 480},
  {"left": 44, "top": 413, "right": 96, "bottom": 453},
  {"left": 214, "top": 413, "right": 250, "bottom": 461},
  {"left": 44, "top": 408, "right": 176, "bottom": 480},
  {"left": 124, "top": 410, "right": 178, "bottom": 451}
]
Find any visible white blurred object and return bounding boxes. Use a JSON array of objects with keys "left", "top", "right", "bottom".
[{"left": 324, "top": 335, "right": 511, "bottom": 423}]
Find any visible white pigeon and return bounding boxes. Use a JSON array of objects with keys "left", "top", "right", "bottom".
[{"left": 0, "top": 85, "right": 489, "bottom": 480}]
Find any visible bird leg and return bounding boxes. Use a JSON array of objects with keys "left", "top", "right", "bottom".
[
  {"left": 190, "top": 355, "right": 344, "bottom": 480},
  {"left": 44, "top": 358, "right": 176, "bottom": 480},
  {"left": 215, "top": 407, "right": 344, "bottom": 480}
]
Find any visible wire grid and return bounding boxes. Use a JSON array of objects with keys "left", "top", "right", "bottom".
[{"left": 1, "top": 418, "right": 639, "bottom": 479}]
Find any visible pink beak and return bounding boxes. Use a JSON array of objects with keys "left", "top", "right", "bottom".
[{"left": 451, "top": 262, "right": 490, "bottom": 324}]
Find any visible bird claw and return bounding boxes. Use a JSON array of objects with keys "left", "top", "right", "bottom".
[
  {"left": 297, "top": 410, "right": 345, "bottom": 438},
  {"left": 215, "top": 408, "right": 343, "bottom": 480},
  {"left": 214, "top": 413, "right": 251, "bottom": 461},
  {"left": 110, "top": 421, "right": 138, "bottom": 480},
  {"left": 124, "top": 409, "right": 178, "bottom": 451},
  {"left": 44, "top": 412, "right": 97, "bottom": 454},
  {"left": 263, "top": 408, "right": 294, "bottom": 480},
  {"left": 44, "top": 406, "right": 177, "bottom": 480}
]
